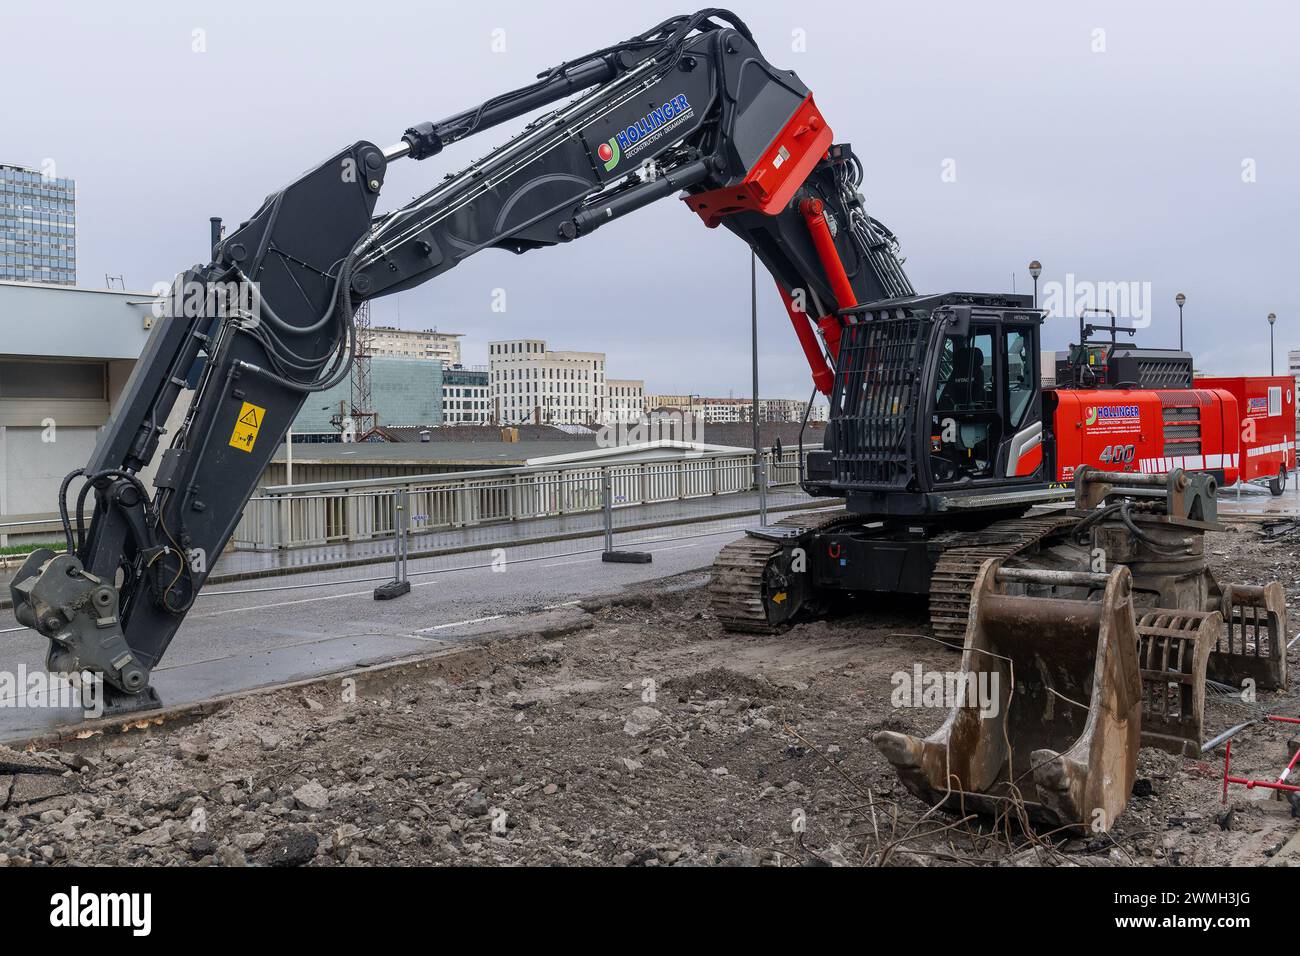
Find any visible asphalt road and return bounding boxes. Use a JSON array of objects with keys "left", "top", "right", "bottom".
[
  {"left": 0, "top": 510, "right": 821, "bottom": 741},
  {"left": 2, "top": 487, "right": 1294, "bottom": 743}
]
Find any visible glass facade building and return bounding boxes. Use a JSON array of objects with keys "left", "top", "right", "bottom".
[
  {"left": 292, "top": 357, "right": 445, "bottom": 436},
  {"left": 0, "top": 163, "right": 77, "bottom": 285}
]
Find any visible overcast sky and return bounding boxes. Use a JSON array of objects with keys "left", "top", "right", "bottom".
[{"left": 6, "top": 0, "right": 1298, "bottom": 398}]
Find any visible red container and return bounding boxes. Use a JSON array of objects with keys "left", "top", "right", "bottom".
[{"left": 1196, "top": 376, "right": 1296, "bottom": 487}]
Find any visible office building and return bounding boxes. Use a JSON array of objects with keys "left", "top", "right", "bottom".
[
  {"left": 442, "top": 365, "right": 490, "bottom": 424},
  {"left": 368, "top": 326, "right": 463, "bottom": 365},
  {"left": 489, "top": 339, "right": 607, "bottom": 426},
  {"left": 0, "top": 163, "right": 76, "bottom": 285}
]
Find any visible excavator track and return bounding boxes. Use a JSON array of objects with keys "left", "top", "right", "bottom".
[
  {"left": 928, "top": 513, "right": 1080, "bottom": 641},
  {"left": 709, "top": 509, "right": 862, "bottom": 633},
  {"left": 711, "top": 508, "right": 1081, "bottom": 637}
]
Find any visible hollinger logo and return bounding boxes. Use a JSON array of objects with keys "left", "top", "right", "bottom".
[
  {"left": 597, "top": 137, "right": 620, "bottom": 171},
  {"left": 1085, "top": 406, "right": 1098, "bottom": 426},
  {"left": 609, "top": 93, "right": 694, "bottom": 164}
]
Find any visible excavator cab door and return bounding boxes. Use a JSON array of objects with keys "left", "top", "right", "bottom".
[
  {"left": 999, "top": 324, "right": 1045, "bottom": 478},
  {"left": 928, "top": 309, "right": 1044, "bottom": 487}
]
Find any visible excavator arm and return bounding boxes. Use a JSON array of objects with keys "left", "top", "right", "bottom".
[{"left": 10, "top": 9, "right": 911, "bottom": 710}]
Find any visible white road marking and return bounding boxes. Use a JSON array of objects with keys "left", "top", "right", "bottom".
[
  {"left": 541, "top": 557, "right": 596, "bottom": 568},
  {"left": 416, "top": 614, "right": 503, "bottom": 634},
  {"left": 194, "top": 586, "right": 377, "bottom": 617}
]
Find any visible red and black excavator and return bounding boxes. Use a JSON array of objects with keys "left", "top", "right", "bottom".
[{"left": 10, "top": 9, "right": 1287, "bottom": 830}]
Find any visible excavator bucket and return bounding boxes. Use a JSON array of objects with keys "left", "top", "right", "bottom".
[
  {"left": 1211, "top": 583, "right": 1287, "bottom": 692},
  {"left": 874, "top": 561, "right": 1142, "bottom": 833},
  {"left": 1136, "top": 609, "right": 1216, "bottom": 756}
]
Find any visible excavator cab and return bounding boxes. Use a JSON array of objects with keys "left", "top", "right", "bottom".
[
  {"left": 810, "top": 292, "right": 1049, "bottom": 516},
  {"left": 930, "top": 316, "right": 1041, "bottom": 484}
]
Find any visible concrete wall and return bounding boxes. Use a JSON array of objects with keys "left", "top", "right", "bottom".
[
  {"left": 0, "top": 281, "right": 153, "bottom": 360},
  {"left": 0, "top": 282, "right": 157, "bottom": 534},
  {"left": 0, "top": 423, "right": 99, "bottom": 516}
]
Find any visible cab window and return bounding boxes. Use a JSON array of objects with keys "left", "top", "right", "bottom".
[{"left": 1005, "top": 328, "right": 1035, "bottom": 428}]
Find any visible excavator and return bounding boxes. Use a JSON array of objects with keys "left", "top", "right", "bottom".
[{"left": 9, "top": 9, "right": 1287, "bottom": 832}]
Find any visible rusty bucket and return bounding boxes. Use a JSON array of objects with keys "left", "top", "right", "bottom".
[{"left": 874, "top": 560, "right": 1142, "bottom": 833}]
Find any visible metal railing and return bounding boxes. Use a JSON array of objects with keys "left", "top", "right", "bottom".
[
  {"left": 233, "top": 447, "right": 811, "bottom": 551},
  {"left": 0, "top": 516, "right": 65, "bottom": 570}
]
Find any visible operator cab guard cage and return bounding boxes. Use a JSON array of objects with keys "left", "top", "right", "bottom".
[{"left": 810, "top": 292, "right": 1048, "bottom": 513}]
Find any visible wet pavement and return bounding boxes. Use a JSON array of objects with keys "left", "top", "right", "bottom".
[
  {"left": 0, "top": 504, "right": 838, "bottom": 743},
  {"left": 1217, "top": 481, "right": 1300, "bottom": 518}
]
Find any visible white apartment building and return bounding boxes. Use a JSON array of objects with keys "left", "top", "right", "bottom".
[
  {"left": 759, "top": 398, "right": 811, "bottom": 423},
  {"left": 441, "top": 365, "right": 490, "bottom": 424},
  {"left": 606, "top": 379, "right": 645, "bottom": 423},
  {"left": 653, "top": 396, "right": 741, "bottom": 423},
  {"left": 0, "top": 281, "right": 154, "bottom": 537},
  {"left": 489, "top": 339, "right": 606, "bottom": 425},
  {"left": 646, "top": 394, "right": 699, "bottom": 413},
  {"left": 647, "top": 394, "right": 809, "bottom": 423},
  {"left": 368, "top": 326, "right": 463, "bottom": 365},
  {"left": 692, "top": 398, "right": 750, "bottom": 423},
  {"left": 1289, "top": 348, "right": 1299, "bottom": 392}
]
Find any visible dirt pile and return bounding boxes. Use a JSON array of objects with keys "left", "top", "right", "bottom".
[{"left": 1, "top": 525, "right": 1298, "bottom": 867}]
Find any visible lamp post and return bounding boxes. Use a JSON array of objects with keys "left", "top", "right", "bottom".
[
  {"left": 1268, "top": 312, "right": 1277, "bottom": 375},
  {"left": 1175, "top": 293, "right": 1186, "bottom": 350},
  {"left": 1028, "top": 260, "right": 1042, "bottom": 309}
]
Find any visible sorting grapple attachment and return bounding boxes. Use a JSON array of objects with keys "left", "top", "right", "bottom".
[
  {"left": 874, "top": 561, "right": 1142, "bottom": 833},
  {"left": 1073, "top": 465, "right": 1289, "bottom": 697},
  {"left": 1136, "top": 609, "right": 1215, "bottom": 757},
  {"left": 1211, "top": 583, "right": 1287, "bottom": 692}
]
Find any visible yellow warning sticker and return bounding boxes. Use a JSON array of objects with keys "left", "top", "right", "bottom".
[{"left": 228, "top": 401, "right": 265, "bottom": 453}]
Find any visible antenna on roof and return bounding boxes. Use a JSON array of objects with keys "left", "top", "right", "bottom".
[{"left": 105, "top": 274, "right": 125, "bottom": 290}]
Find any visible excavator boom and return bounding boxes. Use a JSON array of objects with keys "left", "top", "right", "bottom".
[{"left": 10, "top": 9, "right": 908, "bottom": 708}]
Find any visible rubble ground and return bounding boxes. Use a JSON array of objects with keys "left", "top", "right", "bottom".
[{"left": 1, "top": 524, "right": 1298, "bottom": 867}]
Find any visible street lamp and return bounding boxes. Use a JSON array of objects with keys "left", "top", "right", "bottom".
[
  {"left": 1028, "top": 260, "right": 1042, "bottom": 309},
  {"left": 1268, "top": 312, "right": 1277, "bottom": 375},
  {"left": 1175, "top": 293, "right": 1186, "bottom": 350}
]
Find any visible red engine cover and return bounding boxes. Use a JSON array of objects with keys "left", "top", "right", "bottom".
[{"left": 1051, "top": 388, "right": 1241, "bottom": 485}]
